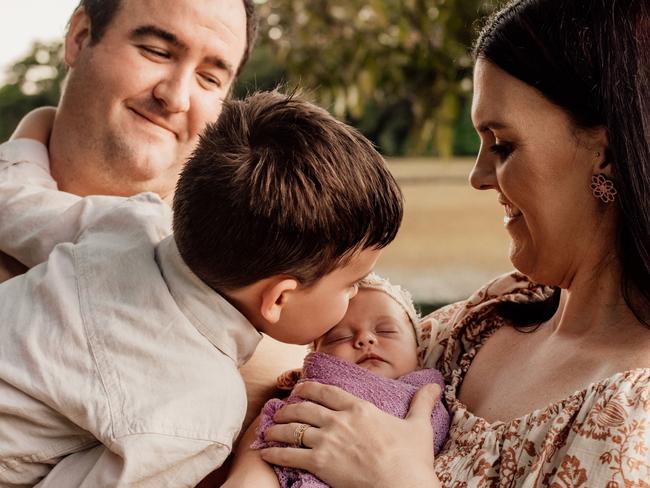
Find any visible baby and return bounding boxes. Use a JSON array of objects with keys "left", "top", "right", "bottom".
[{"left": 253, "top": 274, "right": 450, "bottom": 488}]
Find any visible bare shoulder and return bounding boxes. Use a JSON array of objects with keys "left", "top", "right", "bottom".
[{"left": 613, "top": 321, "right": 650, "bottom": 370}]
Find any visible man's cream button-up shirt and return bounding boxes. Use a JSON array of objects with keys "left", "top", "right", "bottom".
[{"left": 0, "top": 139, "right": 262, "bottom": 487}]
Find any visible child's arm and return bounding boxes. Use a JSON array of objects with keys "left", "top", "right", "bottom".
[
  {"left": 221, "top": 417, "right": 282, "bottom": 488},
  {"left": 0, "top": 139, "right": 127, "bottom": 267},
  {"left": 10, "top": 106, "right": 56, "bottom": 145}
]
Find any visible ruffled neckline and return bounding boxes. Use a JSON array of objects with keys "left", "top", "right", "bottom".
[{"left": 446, "top": 366, "right": 650, "bottom": 434}]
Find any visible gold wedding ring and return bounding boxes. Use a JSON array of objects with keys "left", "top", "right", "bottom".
[{"left": 293, "top": 423, "right": 310, "bottom": 448}]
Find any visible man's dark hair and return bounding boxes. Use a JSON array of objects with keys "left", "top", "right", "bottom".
[
  {"left": 172, "top": 91, "right": 403, "bottom": 291},
  {"left": 75, "top": 0, "right": 257, "bottom": 76},
  {"left": 474, "top": 0, "right": 650, "bottom": 326}
]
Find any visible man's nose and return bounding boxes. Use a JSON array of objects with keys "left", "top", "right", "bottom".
[
  {"left": 153, "top": 70, "right": 192, "bottom": 113},
  {"left": 469, "top": 149, "right": 497, "bottom": 191}
]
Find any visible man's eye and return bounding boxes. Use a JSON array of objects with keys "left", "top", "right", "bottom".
[
  {"left": 140, "top": 46, "right": 170, "bottom": 59},
  {"left": 199, "top": 73, "right": 223, "bottom": 89}
]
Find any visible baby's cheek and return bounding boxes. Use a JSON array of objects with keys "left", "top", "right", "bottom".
[{"left": 322, "top": 345, "right": 353, "bottom": 362}]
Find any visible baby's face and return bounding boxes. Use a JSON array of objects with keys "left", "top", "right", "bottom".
[{"left": 314, "top": 289, "right": 419, "bottom": 379}]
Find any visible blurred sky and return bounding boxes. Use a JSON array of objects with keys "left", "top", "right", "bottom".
[{"left": 0, "top": 0, "right": 80, "bottom": 84}]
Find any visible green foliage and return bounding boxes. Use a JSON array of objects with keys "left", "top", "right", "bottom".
[
  {"left": 453, "top": 98, "right": 480, "bottom": 155},
  {"left": 233, "top": 44, "right": 288, "bottom": 97},
  {"left": 0, "top": 41, "right": 64, "bottom": 141},
  {"left": 1, "top": 1, "right": 501, "bottom": 154},
  {"left": 252, "top": 0, "right": 498, "bottom": 156}
]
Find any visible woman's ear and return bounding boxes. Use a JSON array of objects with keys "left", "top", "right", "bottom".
[
  {"left": 590, "top": 126, "right": 612, "bottom": 176},
  {"left": 259, "top": 277, "right": 299, "bottom": 324},
  {"left": 64, "top": 8, "right": 92, "bottom": 67}
]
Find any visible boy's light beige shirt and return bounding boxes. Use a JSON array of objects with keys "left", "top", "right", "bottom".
[{"left": 0, "top": 140, "right": 262, "bottom": 487}]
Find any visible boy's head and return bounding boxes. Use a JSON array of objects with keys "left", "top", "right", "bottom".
[
  {"left": 173, "top": 91, "right": 403, "bottom": 344},
  {"left": 314, "top": 274, "right": 420, "bottom": 379}
]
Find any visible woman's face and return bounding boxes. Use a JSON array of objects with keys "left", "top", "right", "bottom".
[{"left": 469, "top": 59, "right": 612, "bottom": 287}]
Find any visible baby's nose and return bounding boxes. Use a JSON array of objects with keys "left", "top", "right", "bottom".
[{"left": 355, "top": 333, "right": 376, "bottom": 347}]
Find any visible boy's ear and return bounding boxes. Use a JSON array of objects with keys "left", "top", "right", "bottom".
[
  {"left": 259, "top": 277, "right": 299, "bottom": 324},
  {"left": 65, "top": 8, "right": 92, "bottom": 67}
]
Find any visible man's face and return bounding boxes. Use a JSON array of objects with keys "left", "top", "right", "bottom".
[{"left": 52, "top": 0, "right": 247, "bottom": 198}]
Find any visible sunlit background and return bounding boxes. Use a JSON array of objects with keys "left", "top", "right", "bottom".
[
  {"left": 0, "top": 0, "right": 512, "bottom": 309},
  {"left": 0, "top": 1, "right": 79, "bottom": 85}
]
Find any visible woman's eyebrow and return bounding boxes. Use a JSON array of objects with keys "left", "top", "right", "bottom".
[{"left": 476, "top": 120, "right": 511, "bottom": 133}]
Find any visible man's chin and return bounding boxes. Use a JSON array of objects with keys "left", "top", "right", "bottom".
[{"left": 100, "top": 155, "right": 179, "bottom": 197}]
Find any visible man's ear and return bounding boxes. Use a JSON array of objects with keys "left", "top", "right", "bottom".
[
  {"left": 259, "top": 277, "right": 299, "bottom": 324},
  {"left": 65, "top": 8, "right": 92, "bottom": 67}
]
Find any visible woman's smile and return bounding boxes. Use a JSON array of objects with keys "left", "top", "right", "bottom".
[{"left": 499, "top": 195, "right": 523, "bottom": 226}]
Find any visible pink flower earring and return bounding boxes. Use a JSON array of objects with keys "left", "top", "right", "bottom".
[{"left": 591, "top": 173, "right": 617, "bottom": 203}]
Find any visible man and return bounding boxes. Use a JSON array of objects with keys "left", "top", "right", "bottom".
[
  {"left": 0, "top": 0, "right": 308, "bottom": 485},
  {"left": 0, "top": 0, "right": 252, "bottom": 280}
]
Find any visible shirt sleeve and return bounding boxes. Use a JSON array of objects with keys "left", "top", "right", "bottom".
[
  {"left": 0, "top": 139, "right": 127, "bottom": 267},
  {"left": 35, "top": 437, "right": 231, "bottom": 488}
]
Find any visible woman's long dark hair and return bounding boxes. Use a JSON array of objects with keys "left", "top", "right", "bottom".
[{"left": 474, "top": 0, "right": 650, "bottom": 326}]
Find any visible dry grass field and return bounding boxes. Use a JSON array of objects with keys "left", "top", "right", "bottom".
[{"left": 374, "top": 158, "right": 513, "bottom": 306}]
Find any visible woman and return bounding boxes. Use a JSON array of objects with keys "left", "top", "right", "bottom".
[{"left": 225, "top": 0, "right": 650, "bottom": 485}]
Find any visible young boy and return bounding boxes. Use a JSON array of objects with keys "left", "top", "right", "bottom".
[
  {"left": 0, "top": 91, "right": 403, "bottom": 487},
  {"left": 248, "top": 274, "right": 449, "bottom": 488}
]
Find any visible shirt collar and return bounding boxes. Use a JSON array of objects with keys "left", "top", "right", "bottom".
[{"left": 156, "top": 236, "right": 262, "bottom": 366}]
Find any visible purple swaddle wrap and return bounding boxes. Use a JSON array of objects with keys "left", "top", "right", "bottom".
[{"left": 253, "top": 351, "right": 450, "bottom": 488}]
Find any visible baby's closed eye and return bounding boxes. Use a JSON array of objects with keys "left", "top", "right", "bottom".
[{"left": 323, "top": 333, "right": 353, "bottom": 344}]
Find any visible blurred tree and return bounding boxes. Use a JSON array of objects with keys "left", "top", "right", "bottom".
[
  {"left": 0, "top": 41, "right": 65, "bottom": 141},
  {"left": 233, "top": 43, "right": 288, "bottom": 98},
  {"left": 1, "top": 1, "right": 499, "bottom": 154},
  {"left": 253, "top": 0, "right": 497, "bottom": 156}
]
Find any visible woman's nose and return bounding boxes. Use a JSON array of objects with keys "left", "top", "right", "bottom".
[{"left": 469, "top": 151, "right": 497, "bottom": 190}]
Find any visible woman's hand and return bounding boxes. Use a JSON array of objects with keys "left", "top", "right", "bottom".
[
  {"left": 11, "top": 106, "right": 57, "bottom": 144},
  {"left": 261, "top": 382, "right": 442, "bottom": 488}
]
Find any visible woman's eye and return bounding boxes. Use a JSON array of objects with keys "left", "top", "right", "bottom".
[{"left": 489, "top": 143, "right": 513, "bottom": 160}]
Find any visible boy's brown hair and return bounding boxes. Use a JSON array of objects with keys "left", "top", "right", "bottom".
[{"left": 173, "top": 90, "right": 403, "bottom": 291}]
